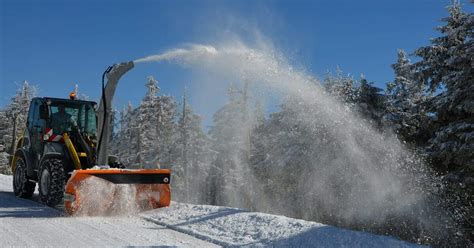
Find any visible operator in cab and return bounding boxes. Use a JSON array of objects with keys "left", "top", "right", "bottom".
[
  {"left": 50, "top": 92, "right": 78, "bottom": 133},
  {"left": 50, "top": 105, "right": 75, "bottom": 133}
]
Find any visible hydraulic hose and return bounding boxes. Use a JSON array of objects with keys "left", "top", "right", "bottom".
[{"left": 97, "top": 65, "right": 114, "bottom": 159}]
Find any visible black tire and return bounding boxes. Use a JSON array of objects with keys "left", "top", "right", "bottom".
[
  {"left": 13, "top": 155, "right": 36, "bottom": 198},
  {"left": 38, "top": 158, "right": 65, "bottom": 207}
]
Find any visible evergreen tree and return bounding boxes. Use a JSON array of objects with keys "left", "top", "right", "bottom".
[
  {"left": 415, "top": 2, "right": 473, "bottom": 173},
  {"left": 0, "top": 110, "right": 10, "bottom": 151},
  {"left": 324, "top": 69, "right": 385, "bottom": 126},
  {"left": 5, "top": 81, "right": 36, "bottom": 154},
  {"left": 250, "top": 97, "right": 315, "bottom": 217},
  {"left": 384, "top": 50, "right": 430, "bottom": 144},
  {"left": 0, "top": 81, "right": 36, "bottom": 174},
  {"left": 414, "top": 3, "right": 473, "bottom": 244},
  {"left": 208, "top": 83, "right": 254, "bottom": 208},
  {"left": 114, "top": 102, "right": 139, "bottom": 166},
  {"left": 0, "top": 110, "right": 12, "bottom": 174},
  {"left": 112, "top": 102, "right": 139, "bottom": 166},
  {"left": 0, "top": 152, "right": 10, "bottom": 174},
  {"left": 323, "top": 67, "right": 358, "bottom": 106},
  {"left": 355, "top": 75, "right": 386, "bottom": 126},
  {"left": 113, "top": 76, "right": 177, "bottom": 169},
  {"left": 137, "top": 76, "right": 161, "bottom": 168},
  {"left": 154, "top": 95, "right": 177, "bottom": 166},
  {"left": 171, "top": 89, "right": 212, "bottom": 203}
]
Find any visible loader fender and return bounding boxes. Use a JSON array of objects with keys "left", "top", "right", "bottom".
[
  {"left": 41, "top": 143, "right": 74, "bottom": 173},
  {"left": 39, "top": 152, "right": 64, "bottom": 167},
  {"left": 42, "top": 142, "right": 66, "bottom": 157},
  {"left": 11, "top": 148, "right": 33, "bottom": 177},
  {"left": 10, "top": 136, "right": 26, "bottom": 172}
]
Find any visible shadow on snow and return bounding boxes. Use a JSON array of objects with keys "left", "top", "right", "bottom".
[{"left": 0, "top": 191, "right": 62, "bottom": 218}]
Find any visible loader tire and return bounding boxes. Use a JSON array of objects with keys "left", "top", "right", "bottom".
[
  {"left": 13, "top": 155, "right": 36, "bottom": 198},
  {"left": 38, "top": 158, "right": 65, "bottom": 207}
]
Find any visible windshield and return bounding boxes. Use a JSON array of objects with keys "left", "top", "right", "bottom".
[{"left": 48, "top": 101, "right": 97, "bottom": 136}]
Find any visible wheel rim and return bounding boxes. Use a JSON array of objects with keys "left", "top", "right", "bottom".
[
  {"left": 40, "top": 169, "right": 51, "bottom": 196},
  {"left": 14, "top": 159, "right": 25, "bottom": 190}
]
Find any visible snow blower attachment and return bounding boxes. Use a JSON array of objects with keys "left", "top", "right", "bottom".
[
  {"left": 64, "top": 168, "right": 170, "bottom": 215},
  {"left": 10, "top": 61, "right": 171, "bottom": 215},
  {"left": 64, "top": 61, "right": 171, "bottom": 215}
]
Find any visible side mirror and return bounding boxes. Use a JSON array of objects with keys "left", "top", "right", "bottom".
[{"left": 39, "top": 104, "right": 49, "bottom": 119}]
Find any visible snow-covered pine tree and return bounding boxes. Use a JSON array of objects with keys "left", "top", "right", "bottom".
[
  {"left": 113, "top": 102, "right": 140, "bottom": 166},
  {"left": 323, "top": 67, "right": 358, "bottom": 106},
  {"left": 170, "top": 91, "right": 188, "bottom": 201},
  {"left": 257, "top": 89, "right": 356, "bottom": 220},
  {"left": 0, "top": 110, "right": 12, "bottom": 174},
  {"left": 415, "top": 2, "right": 473, "bottom": 174},
  {"left": 127, "top": 76, "right": 177, "bottom": 168},
  {"left": 414, "top": 2, "right": 473, "bottom": 244},
  {"left": 112, "top": 76, "right": 177, "bottom": 169},
  {"left": 5, "top": 81, "right": 36, "bottom": 154},
  {"left": 171, "top": 89, "right": 213, "bottom": 203},
  {"left": 0, "top": 151, "right": 9, "bottom": 174},
  {"left": 137, "top": 76, "right": 161, "bottom": 168},
  {"left": 0, "top": 110, "right": 10, "bottom": 152},
  {"left": 154, "top": 92, "right": 177, "bottom": 167},
  {"left": 208, "top": 83, "right": 255, "bottom": 208},
  {"left": 0, "top": 81, "right": 36, "bottom": 174},
  {"left": 384, "top": 49, "right": 430, "bottom": 144},
  {"left": 355, "top": 75, "right": 386, "bottom": 127},
  {"left": 323, "top": 69, "right": 386, "bottom": 126}
]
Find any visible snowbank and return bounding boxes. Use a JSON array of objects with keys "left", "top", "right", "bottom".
[{"left": 141, "top": 202, "right": 424, "bottom": 247}]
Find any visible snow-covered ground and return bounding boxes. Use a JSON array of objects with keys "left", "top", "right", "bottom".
[
  {"left": 141, "top": 203, "right": 423, "bottom": 247},
  {"left": 0, "top": 174, "right": 216, "bottom": 247},
  {"left": 0, "top": 174, "right": 423, "bottom": 247}
]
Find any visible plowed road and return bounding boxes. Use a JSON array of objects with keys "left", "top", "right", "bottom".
[{"left": 0, "top": 175, "right": 217, "bottom": 247}]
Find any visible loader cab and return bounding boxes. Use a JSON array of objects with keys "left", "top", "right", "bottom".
[
  {"left": 25, "top": 97, "right": 98, "bottom": 172},
  {"left": 41, "top": 98, "right": 98, "bottom": 137},
  {"left": 28, "top": 97, "right": 98, "bottom": 146}
]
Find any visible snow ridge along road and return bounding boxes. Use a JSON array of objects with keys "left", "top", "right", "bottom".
[
  {"left": 140, "top": 203, "right": 424, "bottom": 247},
  {"left": 1, "top": 175, "right": 423, "bottom": 247}
]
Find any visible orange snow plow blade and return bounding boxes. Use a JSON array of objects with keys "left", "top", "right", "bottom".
[{"left": 64, "top": 168, "right": 171, "bottom": 215}]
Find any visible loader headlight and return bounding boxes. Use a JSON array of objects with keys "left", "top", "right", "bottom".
[{"left": 163, "top": 177, "right": 169, "bottom": 183}]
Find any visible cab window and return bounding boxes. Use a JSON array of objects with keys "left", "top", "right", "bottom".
[{"left": 27, "top": 100, "right": 38, "bottom": 130}]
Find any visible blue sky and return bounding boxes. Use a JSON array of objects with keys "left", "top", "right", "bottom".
[{"left": 1, "top": 0, "right": 472, "bottom": 125}]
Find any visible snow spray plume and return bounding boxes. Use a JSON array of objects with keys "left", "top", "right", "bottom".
[
  {"left": 134, "top": 42, "right": 450, "bottom": 243},
  {"left": 134, "top": 45, "right": 218, "bottom": 64},
  {"left": 73, "top": 177, "right": 150, "bottom": 216}
]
